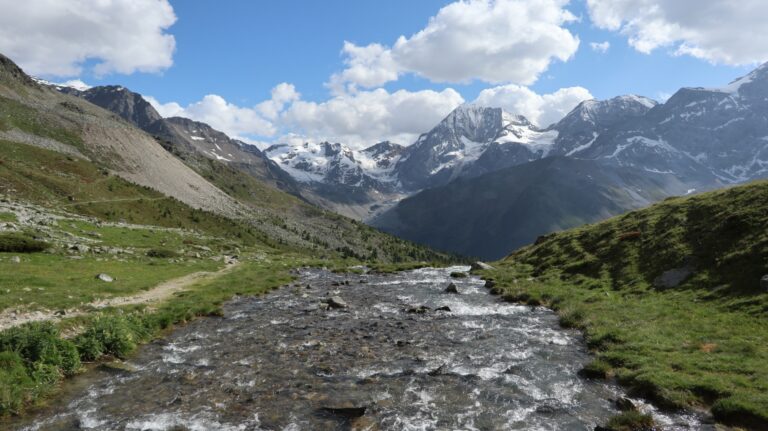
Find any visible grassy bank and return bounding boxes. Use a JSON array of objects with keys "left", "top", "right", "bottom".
[
  {"left": 480, "top": 180, "right": 768, "bottom": 430},
  {"left": 0, "top": 255, "right": 300, "bottom": 416}
]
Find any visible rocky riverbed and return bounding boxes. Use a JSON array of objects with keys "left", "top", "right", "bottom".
[{"left": 11, "top": 266, "right": 709, "bottom": 430}]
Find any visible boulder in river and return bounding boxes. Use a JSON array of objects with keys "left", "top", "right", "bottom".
[
  {"left": 445, "top": 283, "right": 459, "bottom": 294},
  {"left": 95, "top": 273, "right": 114, "bottom": 283},
  {"left": 406, "top": 305, "right": 430, "bottom": 314},
  {"left": 326, "top": 296, "right": 348, "bottom": 309},
  {"left": 470, "top": 261, "right": 494, "bottom": 271},
  {"left": 615, "top": 397, "right": 637, "bottom": 412},
  {"left": 319, "top": 406, "right": 367, "bottom": 418},
  {"left": 761, "top": 274, "right": 768, "bottom": 291},
  {"left": 435, "top": 306, "right": 451, "bottom": 312}
]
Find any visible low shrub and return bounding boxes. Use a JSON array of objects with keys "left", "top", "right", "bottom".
[
  {"left": 75, "top": 315, "right": 151, "bottom": 360},
  {"left": 0, "top": 322, "right": 80, "bottom": 376},
  {"left": 146, "top": 248, "right": 180, "bottom": 258},
  {"left": 0, "top": 233, "right": 47, "bottom": 253},
  {"left": 0, "top": 351, "right": 36, "bottom": 414}
]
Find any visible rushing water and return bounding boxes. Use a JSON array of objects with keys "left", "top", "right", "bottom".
[{"left": 11, "top": 266, "right": 709, "bottom": 430}]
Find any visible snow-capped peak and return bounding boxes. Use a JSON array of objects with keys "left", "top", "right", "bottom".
[
  {"left": 263, "top": 141, "right": 402, "bottom": 186},
  {"left": 699, "top": 61, "right": 768, "bottom": 94}
]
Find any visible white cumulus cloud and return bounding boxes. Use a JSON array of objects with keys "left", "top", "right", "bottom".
[
  {"left": 332, "top": 0, "right": 580, "bottom": 89},
  {"left": 0, "top": 0, "right": 177, "bottom": 77},
  {"left": 590, "top": 41, "right": 611, "bottom": 53},
  {"left": 282, "top": 88, "right": 465, "bottom": 148},
  {"left": 586, "top": 0, "right": 768, "bottom": 65},
  {"left": 474, "top": 85, "right": 593, "bottom": 127},
  {"left": 146, "top": 94, "right": 276, "bottom": 139}
]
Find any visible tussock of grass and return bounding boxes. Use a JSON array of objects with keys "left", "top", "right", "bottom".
[
  {"left": 145, "top": 248, "right": 180, "bottom": 259},
  {"left": 602, "top": 410, "right": 655, "bottom": 431},
  {"left": 485, "top": 180, "right": 768, "bottom": 429}
]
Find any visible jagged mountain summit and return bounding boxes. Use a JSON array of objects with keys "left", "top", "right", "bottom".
[
  {"left": 394, "top": 104, "right": 558, "bottom": 190},
  {"left": 267, "top": 96, "right": 663, "bottom": 195},
  {"left": 576, "top": 63, "right": 768, "bottom": 185},
  {"left": 263, "top": 141, "right": 407, "bottom": 220}
]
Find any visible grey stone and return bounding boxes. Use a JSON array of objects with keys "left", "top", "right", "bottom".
[
  {"left": 445, "top": 283, "right": 459, "bottom": 294},
  {"left": 653, "top": 257, "right": 696, "bottom": 289},
  {"left": 470, "top": 261, "right": 495, "bottom": 271},
  {"left": 326, "top": 296, "right": 348, "bottom": 309},
  {"left": 615, "top": 397, "right": 637, "bottom": 412},
  {"left": 95, "top": 273, "right": 114, "bottom": 283}
]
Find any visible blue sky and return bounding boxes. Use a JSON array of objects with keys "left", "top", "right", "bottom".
[
  {"left": 90, "top": 0, "right": 751, "bottom": 106},
  {"left": 1, "top": 0, "right": 764, "bottom": 147}
]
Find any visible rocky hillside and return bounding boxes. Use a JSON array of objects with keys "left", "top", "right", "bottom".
[
  {"left": 62, "top": 85, "right": 301, "bottom": 197},
  {"left": 0, "top": 53, "right": 451, "bottom": 263}
]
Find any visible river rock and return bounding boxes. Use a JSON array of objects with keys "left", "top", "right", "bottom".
[
  {"left": 445, "top": 283, "right": 459, "bottom": 294},
  {"left": 615, "top": 397, "right": 637, "bottom": 411},
  {"left": 319, "top": 405, "right": 367, "bottom": 418},
  {"left": 761, "top": 274, "right": 768, "bottom": 291},
  {"left": 95, "top": 273, "right": 114, "bottom": 282},
  {"left": 326, "top": 296, "right": 348, "bottom": 309},
  {"left": 470, "top": 261, "right": 494, "bottom": 271},
  {"left": 435, "top": 306, "right": 451, "bottom": 312},
  {"left": 406, "top": 305, "right": 430, "bottom": 314}
]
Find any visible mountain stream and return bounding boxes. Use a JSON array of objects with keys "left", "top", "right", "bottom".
[{"left": 11, "top": 266, "right": 709, "bottom": 430}]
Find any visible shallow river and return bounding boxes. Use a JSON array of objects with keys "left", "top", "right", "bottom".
[{"left": 12, "top": 266, "right": 709, "bottom": 430}]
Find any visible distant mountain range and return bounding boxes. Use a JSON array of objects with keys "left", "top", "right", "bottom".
[
  {"left": 370, "top": 64, "right": 768, "bottom": 258},
  {"left": 43, "top": 59, "right": 768, "bottom": 259}
]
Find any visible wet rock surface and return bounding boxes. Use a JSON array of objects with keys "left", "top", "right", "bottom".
[{"left": 12, "top": 267, "right": 708, "bottom": 431}]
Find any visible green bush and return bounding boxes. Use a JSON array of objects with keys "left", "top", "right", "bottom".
[
  {"left": 146, "top": 248, "right": 180, "bottom": 258},
  {"left": 0, "top": 233, "right": 47, "bottom": 253},
  {"left": 0, "top": 351, "right": 36, "bottom": 414},
  {"left": 0, "top": 322, "right": 80, "bottom": 376},
  {"left": 75, "top": 315, "right": 152, "bottom": 360}
]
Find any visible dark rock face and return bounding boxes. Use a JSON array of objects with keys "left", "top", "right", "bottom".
[
  {"left": 64, "top": 85, "right": 162, "bottom": 130},
  {"left": 0, "top": 53, "right": 37, "bottom": 86}
]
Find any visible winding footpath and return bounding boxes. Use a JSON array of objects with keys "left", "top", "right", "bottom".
[{"left": 0, "top": 261, "right": 240, "bottom": 332}]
